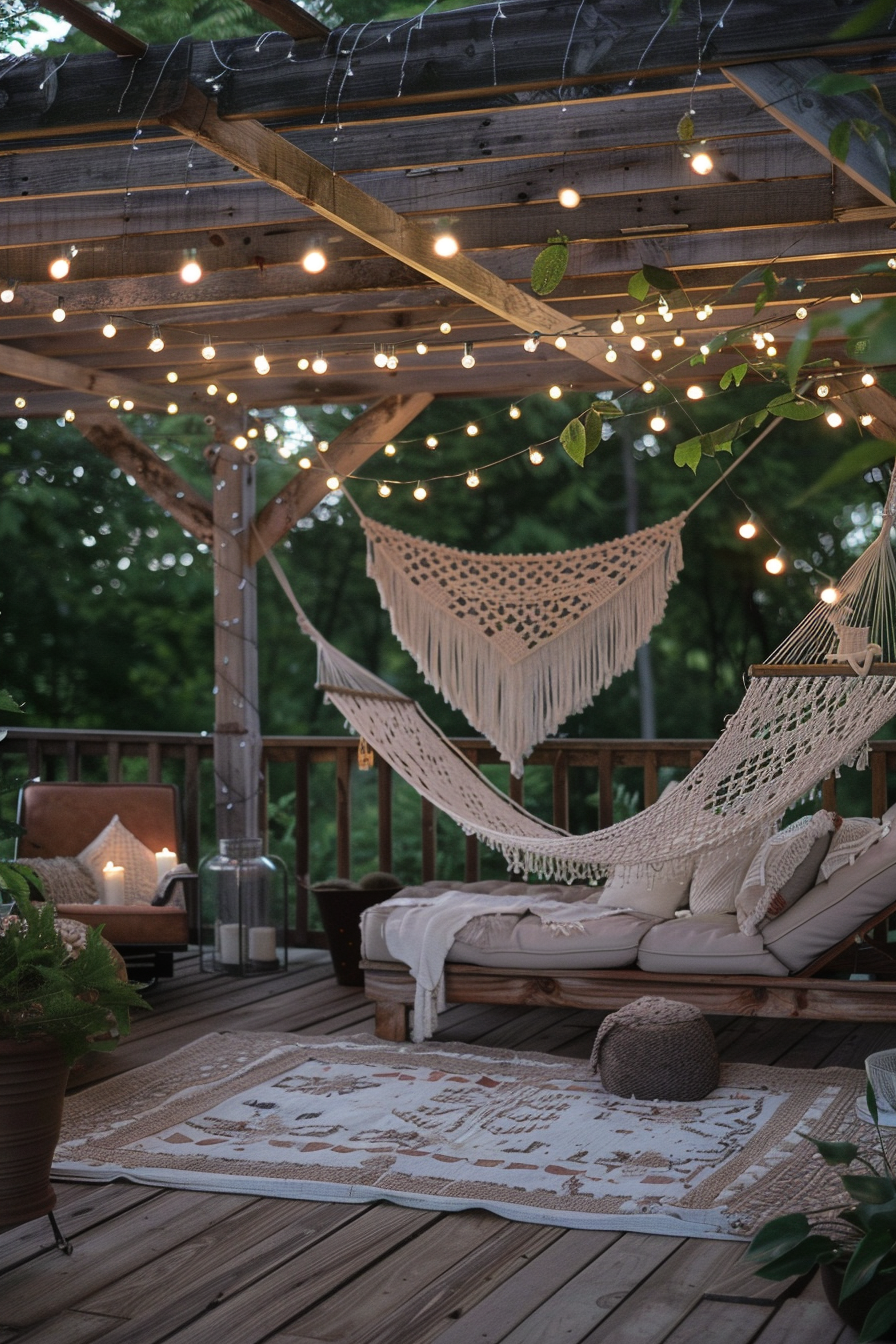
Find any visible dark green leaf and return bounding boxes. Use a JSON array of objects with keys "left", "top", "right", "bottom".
[
  {"left": 803, "top": 1136, "right": 860, "bottom": 1167},
  {"left": 690, "top": 351, "right": 707, "bottom": 366},
  {"left": 841, "top": 1228, "right": 896, "bottom": 1301},
  {"left": 584, "top": 410, "right": 603, "bottom": 457},
  {"left": 747, "top": 1213, "right": 812, "bottom": 1264},
  {"left": 808, "top": 73, "right": 876, "bottom": 97},
  {"left": 754, "top": 290, "right": 769, "bottom": 316},
  {"left": 677, "top": 111, "right": 694, "bottom": 142},
  {"left": 0, "top": 862, "right": 30, "bottom": 899},
  {"left": 720, "top": 362, "right": 748, "bottom": 390},
  {"left": 560, "top": 418, "right": 587, "bottom": 467},
  {"left": 842, "top": 1175, "right": 896, "bottom": 1205},
  {"left": 766, "top": 393, "right": 825, "bottom": 421},
  {"left": 754, "top": 1235, "right": 840, "bottom": 1280},
  {"left": 642, "top": 264, "right": 679, "bottom": 292},
  {"left": 834, "top": 0, "right": 896, "bottom": 38},
  {"left": 673, "top": 436, "right": 703, "bottom": 473},
  {"left": 829, "top": 120, "right": 853, "bottom": 163},
  {"left": 869, "top": 1081, "right": 881, "bottom": 1126},
  {"left": 597, "top": 401, "right": 623, "bottom": 418},
  {"left": 627, "top": 269, "right": 649, "bottom": 302},
  {"left": 795, "top": 439, "right": 896, "bottom": 503},
  {"left": 859, "top": 1288, "right": 896, "bottom": 1344},
  {"left": 530, "top": 235, "right": 569, "bottom": 296},
  {"left": 0, "top": 688, "right": 23, "bottom": 714}
]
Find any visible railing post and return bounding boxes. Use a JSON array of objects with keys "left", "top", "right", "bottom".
[
  {"left": 183, "top": 742, "right": 200, "bottom": 874},
  {"left": 598, "top": 750, "right": 614, "bottom": 829},
  {"left": 822, "top": 773, "right": 838, "bottom": 812},
  {"left": 107, "top": 740, "right": 121, "bottom": 783},
  {"left": 421, "top": 797, "right": 436, "bottom": 882},
  {"left": 643, "top": 749, "right": 658, "bottom": 808},
  {"left": 335, "top": 745, "right": 352, "bottom": 879},
  {"left": 552, "top": 750, "right": 569, "bottom": 831},
  {"left": 147, "top": 741, "right": 162, "bottom": 785},
  {"left": 377, "top": 755, "right": 393, "bottom": 874},
  {"left": 295, "top": 745, "right": 310, "bottom": 945},
  {"left": 464, "top": 747, "right": 480, "bottom": 882}
]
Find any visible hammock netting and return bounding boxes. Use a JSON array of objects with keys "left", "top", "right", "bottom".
[{"left": 266, "top": 475, "right": 896, "bottom": 885}]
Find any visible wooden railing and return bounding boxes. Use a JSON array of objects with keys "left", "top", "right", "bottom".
[{"left": 2, "top": 727, "right": 894, "bottom": 946}]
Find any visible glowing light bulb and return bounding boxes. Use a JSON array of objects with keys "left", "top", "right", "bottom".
[
  {"left": 107, "top": 397, "right": 120, "bottom": 409},
  {"left": 148, "top": 326, "right": 164, "bottom": 353},
  {"left": 413, "top": 483, "right": 428, "bottom": 500},
  {"left": 206, "top": 383, "right": 218, "bottom": 395},
  {"left": 164, "top": 371, "right": 177, "bottom": 385},
  {"left": 558, "top": 186, "right": 580, "bottom": 209},
  {"left": 49, "top": 253, "right": 70, "bottom": 280},
  {"left": 738, "top": 518, "right": 758, "bottom": 540},
  {"left": 861, "top": 413, "right": 875, "bottom": 426},
  {"left": 167, "top": 402, "right": 178, "bottom": 415},
  {"left": 651, "top": 347, "right": 663, "bottom": 362},
  {"left": 179, "top": 252, "right": 202, "bottom": 284},
  {"left": 605, "top": 346, "right": 617, "bottom": 363},
  {"left": 555, "top": 335, "right": 567, "bottom": 350},
  {"left": 297, "top": 357, "right": 310, "bottom": 371},
  {"left": 705, "top": 306, "right": 714, "bottom": 317},
  {"left": 696, "top": 308, "right": 708, "bottom": 321},
  {"left": 699, "top": 344, "right": 710, "bottom": 356},
  {"left": 298, "top": 457, "right": 312, "bottom": 470},
  {"left": 201, "top": 338, "right": 216, "bottom": 361},
  {"left": 686, "top": 384, "right": 704, "bottom": 400},
  {"left": 661, "top": 309, "right": 674, "bottom": 323},
  {"left": 434, "top": 232, "right": 459, "bottom": 258},
  {"left": 862, "top": 372, "right": 876, "bottom": 387},
  {"left": 233, "top": 435, "right": 248, "bottom": 450},
  {"left": 820, "top": 586, "right": 840, "bottom": 604},
  {"left": 851, "top": 290, "right": 863, "bottom": 304},
  {"left": 439, "top": 321, "right": 452, "bottom": 334},
  {"left": 641, "top": 379, "right": 655, "bottom": 394},
  {"left": 385, "top": 353, "right": 399, "bottom": 370},
  {"left": 509, "top": 405, "right": 521, "bottom": 420},
  {"left": 318, "top": 440, "right": 329, "bottom": 453},
  {"left": 377, "top": 482, "right": 392, "bottom": 497},
  {"left": 466, "top": 423, "right": 479, "bottom": 436},
  {"left": 466, "top": 471, "right": 480, "bottom": 488},
  {"left": 416, "top": 341, "right": 428, "bottom": 355},
  {"left": 326, "top": 475, "right": 340, "bottom": 490},
  {"left": 649, "top": 413, "right": 667, "bottom": 432},
  {"left": 765, "top": 553, "right": 785, "bottom": 575},
  {"left": 311, "top": 352, "right": 328, "bottom": 374},
  {"left": 63, "top": 408, "right": 75, "bottom": 422},
  {"left": 226, "top": 391, "right": 238, "bottom": 404},
  {"left": 795, "top": 306, "right": 808, "bottom": 320},
  {"left": 51, "top": 299, "right": 66, "bottom": 323},
  {"left": 889, "top": 258, "right": 896, "bottom": 270},
  {"left": 374, "top": 348, "right": 388, "bottom": 368},
  {"left": 635, "top": 313, "right": 646, "bottom": 326},
  {"left": 384, "top": 442, "right": 396, "bottom": 456},
  {"left": 523, "top": 332, "right": 541, "bottom": 353},
  {"left": 673, "top": 330, "right": 685, "bottom": 347},
  {"left": 14, "top": 396, "right": 26, "bottom": 409},
  {"left": 0, "top": 282, "right": 15, "bottom": 303},
  {"left": 247, "top": 428, "right": 258, "bottom": 438},
  {"left": 825, "top": 410, "right": 843, "bottom": 427},
  {"left": 425, "top": 435, "right": 439, "bottom": 448},
  {"left": 102, "top": 321, "right": 117, "bottom": 338},
  {"left": 630, "top": 334, "right": 646, "bottom": 351},
  {"left": 548, "top": 384, "right": 563, "bottom": 399},
  {"left": 529, "top": 447, "right": 544, "bottom": 465},
  {"left": 816, "top": 383, "right": 830, "bottom": 398},
  {"left": 122, "top": 399, "right": 135, "bottom": 411},
  {"left": 301, "top": 247, "right": 326, "bottom": 274},
  {"left": 254, "top": 349, "right": 270, "bottom": 375},
  {"left": 766, "top": 345, "right": 777, "bottom": 357},
  {"left": 610, "top": 314, "right": 625, "bottom": 335},
  {"left": 690, "top": 151, "right": 714, "bottom": 175}
]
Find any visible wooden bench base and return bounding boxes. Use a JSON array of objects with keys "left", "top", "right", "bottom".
[{"left": 362, "top": 960, "right": 896, "bottom": 1042}]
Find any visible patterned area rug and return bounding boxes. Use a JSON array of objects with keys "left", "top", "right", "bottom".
[{"left": 55, "top": 1031, "right": 867, "bottom": 1239}]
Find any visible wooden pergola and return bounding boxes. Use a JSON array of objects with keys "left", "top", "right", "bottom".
[{"left": 5, "top": 0, "right": 896, "bottom": 839}]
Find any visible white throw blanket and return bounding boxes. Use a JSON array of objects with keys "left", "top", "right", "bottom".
[{"left": 372, "top": 890, "right": 628, "bottom": 1041}]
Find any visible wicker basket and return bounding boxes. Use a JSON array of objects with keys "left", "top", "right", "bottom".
[{"left": 590, "top": 996, "right": 720, "bottom": 1101}]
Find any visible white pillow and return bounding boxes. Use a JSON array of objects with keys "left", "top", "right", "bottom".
[
  {"left": 77, "top": 814, "right": 158, "bottom": 905},
  {"left": 689, "top": 825, "right": 769, "bottom": 915},
  {"left": 735, "top": 811, "right": 838, "bottom": 935},
  {"left": 596, "top": 861, "right": 693, "bottom": 918},
  {"left": 820, "top": 817, "right": 887, "bottom": 882}
]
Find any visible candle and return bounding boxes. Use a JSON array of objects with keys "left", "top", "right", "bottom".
[
  {"left": 102, "top": 861, "right": 125, "bottom": 904},
  {"left": 218, "top": 923, "right": 242, "bottom": 965},
  {"left": 155, "top": 847, "right": 178, "bottom": 881},
  {"left": 249, "top": 926, "right": 277, "bottom": 964}
]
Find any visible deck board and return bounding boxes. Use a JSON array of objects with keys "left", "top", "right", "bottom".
[{"left": 2, "top": 952, "right": 892, "bottom": 1344}]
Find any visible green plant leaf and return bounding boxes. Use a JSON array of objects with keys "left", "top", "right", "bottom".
[
  {"left": 560, "top": 417, "right": 587, "bottom": 466},
  {"left": 584, "top": 409, "right": 603, "bottom": 457},
  {"left": 834, "top": 0, "right": 896, "bottom": 37},
  {"left": 720, "top": 362, "right": 748, "bottom": 390},
  {"left": 803, "top": 1136, "right": 860, "bottom": 1166},
  {"left": 795, "top": 439, "right": 896, "bottom": 502},
  {"left": 829, "top": 120, "right": 853, "bottom": 163},
  {"left": 747, "top": 1213, "right": 812, "bottom": 1263},
  {"left": 677, "top": 111, "right": 694, "bottom": 142},
  {"left": 642, "top": 264, "right": 679, "bottom": 292},
  {"left": 859, "top": 1287, "right": 896, "bottom": 1343},
  {"left": 597, "top": 401, "right": 623, "bottom": 418},
  {"left": 0, "top": 689, "right": 23, "bottom": 714},
  {"left": 0, "top": 862, "right": 30, "bottom": 898},
  {"left": 766, "top": 393, "right": 824, "bottom": 421},
  {"left": 869, "top": 1081, "right": 881, "bottom": 1126},
  {"left": 530, "top": 234, "right": 569, "bottom": 296},
  {"left": 754, "top": 1234, "right": 840, "bottom": 1280},
  {"left": 842, "top": 1174, "right": 896, "bottom": 1205},
  {"left": 627, "top": 269, "right": 649, "bottom": 302},
  {"left": 673, "top": 436, "right": 703, "bottom": 473},
  {"left": 808, "top": 73, "right": 876, "bottom": 97},
  {"left": 841, "top": 1227, "right": 896, "bottom": 1301}
]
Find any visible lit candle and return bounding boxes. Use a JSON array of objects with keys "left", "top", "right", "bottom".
[
  {"left": 249, "top": 926, "right": 277, "bottom": 964},
  {"left": 155, "top": 847, "right": 178, "bottom": 881},
  {"left": 102, "top": 861, "right": 125, "bottom": 904},
  {"left": 218, "top": 923, "right": 242, "bottom": 965}
]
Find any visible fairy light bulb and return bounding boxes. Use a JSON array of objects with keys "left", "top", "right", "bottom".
[
  {"left": 233, "top": 435, "right": 248, "bottom": 450},
  {"left": 509, "top": 404, "right": 521, "bottom": 419},
  {"left": 439, "top": 321, "right": 452, "bottom": 335},
  {"left": 312, "top": 352, "right": 328, "bottom": 374},
  {"left": 254, "top": 348, "right": 270, "bottom": 375},
  {"left": 630, "top": 334, "right": 646, "bottom": 351},
  {"left": 466, "top": 470, "right": 480, "bottom": 488},
  {"left": 413, "top": 483, "right": 428, "bottom": 500},
  {"left": 555, "top": 335, "right": 567, "bottom": 350},
  {"left": 466, "top": 423, "right": 479, "bottom": 436},
  {"left": 247, "top": 428, "right": 258, "bottom": 439},
  {"left": 298, "top": 456, "right": 312, "bottom": 470},
  {"left": 690, "top": 151, "right": 714, "bottom": 175},
  {"left": 795, "top": 306, "right": 808, "bottom": 320},
  {"left": 699, "top": 344, "right": 710, "bottom": 356},
  {"left": 686, "top": 384, "right": 704, "bottom": 400},
  {"left": 523, "top": 332, "right": 541, "bottom": 353},
  {"left": 673, "top": 330, "right": 685, "bottom": 347},
  {"left": 167, "top": 402, "right": 178, "bottom": 415},
  {"left": 179, "top": 251, "right": 202, "bottom": 284},
  {"left": 201, "top": 337, "right": 216, "bottom": 361},
  {"left": 434, "top": 232, "right": 459, "bottom": 258},
  {"left": 634, "top": 313, "right": 646, "bottom": 327},
  {"left": 384, "top": 442, "right": 396, "bottom": 457},
  {"left": 862, "top": 372, "right": 876, "bottom": 387},
  {"left": 297, "top": 357, "right": 310, "bottom": 371},
  {"left": 661, "top": 309, "right": 674, "bottom": 323},
  {"left": 816, "top": 383, "right": 830, "bottom": 398},
  {"left": 148, "top": 326, "right": 164, "bottom": 353},
  {"left": 14, "top": 396, "right": 26, "bottom": 409},
  {"left": 51, "top": 298, "right": 66, "bottom": 323},
  {"left": 165, "top": 371, "right": 178, "bottom": 384},
  {"left": 122, "top": 399, "right": 134, "bottom": 411},
  {"left": 558, "top": 186, "right": 580, "bottom": 209},
  {"left": 605, "top": 345, "right": 618, "bottom": 363},
  {"left": 226, "top": 391, "right": 238, "bottom": 404},
  {"left": 641, "top": 379, "right": 655, "bottom": 394},
  {"left": 0, "top": 282, "right": 15, "bottom": 303},
  {"left": 529, "top": 447, "right": 544, "bottom": 465},
  {"left": 861, "top": 413, "right": 875, "bottom": 426},
  {"left": 548, "top": 384, "right": 563, "bottom": 399},
  {"left": 49, "top": 253, "right": 70, "bottom": 280},
  {"left": 102, "top": 321, "right": 117, "bottom": 338},
  {"left": 696, "top": 308, "right": 708, "bottom": 321},
  {"left": 107, "top": 396, "right": 120, "bottom": 409},
  {"left": 820, "top": 585, "right": 840, "bottom": 605},
  {"left": 206, "top": 383, "right": 218, "bottom": 396},
  {"left": 385, "top": 352, "right": 399, "bottom": 370},
  {"left": 610, "top": 313, "right": 625, "bottom": 335},
  {"left": 377, "top": 482, "right": 391, "bottom": 497},
  {"left": 301, "top": 246, "right": 326, "bottom": 274},
  {"left": 766, "top": 345, "right": 777, "bottom": 357},
  {"left": 649, "top": 412, "right": 667, "bottom": 432},
  {"left": 765, "top": 551, "right": 785, "bottom": 575},
  {"left": 416, "top": 341, "right": 428, "bottom": 355},
  {"left": 889, "top": 258, "right": 896, "bottom": 270},
  {"left": 425, "top": 435, "right": 439, "bottom": 448},
  {"left": 318, "top": 440, "right": 329, "bottom": 453},
  {"left": 326, "top": 475, "right": 340, "bottom": 490},
  {"left": 63, "top": 408, "right": 75, "bottom": 422},
  {"left": 738, "top": 516, "right": 758, "bottom": 540},
  {"left": 657, "top": 297, "right": 669, "bottom": 316},
  {"left": 851, "top": 290, "right": 863, "bottom": 304},
  {"left": 753, "top": 333, "right": 765, "bottom": 350},
  {"left": 826, "top": 410, "right": 843, "bottom": 427},
  {"left": 651, "top": 347, "right": 663, "bottom": 362},
  {"left": 374, "top": 347, "right": 388, "bottom": 368}
]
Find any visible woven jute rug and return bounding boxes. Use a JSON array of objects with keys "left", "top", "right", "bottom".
[{"left": 54, "top": 1031, "right": 869, "bottom": 1239}]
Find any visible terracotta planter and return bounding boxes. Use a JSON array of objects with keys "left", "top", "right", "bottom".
[
  {"left": 820, "top": 1260, "right": 896, "bottom": 1340},
  {"left": 0, "top": 1037, "right": 70, "bottom": 1231}
]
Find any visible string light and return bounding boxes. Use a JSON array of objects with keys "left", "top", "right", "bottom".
[
  {"left": 167, "top": 402, "right": 178, "bottom": 415},
  {"left": 179, "top": 249, "right": 202, "bottom": 284},
  {"left": 425, "top": 435, "right": 439, "bottom": 448},
  {"left": 630, "top": 334, "right": 646, "bottom": 351},
  {"left": 753, "top": 332, "right": 765, "bottom": 350},
  {"left": 673, "top": 330, "right": 685, "bottom": 347},
  {"left": 699, "top": 344, "right": 710, "bottom": 356},
  {"left": 649, "top": 412, "right": 667, "bottom": 432},
  {"left": 51, "top": 297, "right": 66, "bottom": 323},
  {"left": 0, "top": 281, "right": 15, "bottom": 303},
  {"left": 889, "top": 258, "right": 896, "bottom": 271},
  {"left": 765, "top": 550, "right": 786, "bottom": 575},
  {"left": 696, "top": 307, "right": 709, "bottom": 321},
  {"left": 529, "top": 447, "right": 544, "bottom": 465},
  {"left": 690, "top": 150, "right": 714, "bottom": 175},
  {"left": 297, "top": 357, "right": 310, "bottom": 371},
  {"left": 148, "top": 325, "right": 165, "bottom": 353},
  {"left": 374, "top": 345, "right": 389, "bottom": 368},
  {"left": 523, "top": 332, "right": 541, "bottom": 352},
  {"left": 466, "top": 422, "right": 479, "bottom": 436},
  {"left": 850, "top": 290, "right": 863, "bottom": 304},
  {"left": 766, "top": 345, "right": 777, "bottom": 357},
  {"left": 254, "top": 347, "right": 270, "bottom": 375},
  {"left": 63, "top": 408, "right": 75, "bottom": 422},
  {"left": 298, "top": 456, "right": 312, "bottom": 470},
  {"left": 558, "top": 186, "right": 580, "bottom": 208},
  {"left": 820, "top": 585, "right": 840, "bottom": 604},
  {"left": 862, "top": 372, "right": 876, "bottom": 387},
  {"left": 548, "top": 384, "right": 563, "bottom": 399},
  {"left": 49, "top": 246, "right": 76, "bottom": 280},
  {"left": 226, "top": 391, "right": 238, "bottom": 404},
  {"left": 641, "top": 379, "right": 656, "bottom": 394},
  {"left": 326, "top": 475, "right": 340, "bottom": 490},
  {"left": 233, "top": 435, "right": 249, "bottom": 450},
  {"left": 312, "top": 351, "right": 328, "bottom": 374},
  {"left": 166, "top": 371, "right": 178, "bottom": 384},
  {"left": 555, "top": 335, "right": 567, "bottom": 350},
  {"left": 509, "top": 405, "right": 521, "bottom": 419},
  {"left": 122, "top": 399, "right": 135, "bottom": 411},
  {"left": 610, "top": 313, "right": 625, "bottom": 335},
  {"left": 795, "top": 306, "right": 808, "bottom": 319},
  {"left": 686, "top": 384, "right": 704, "bottom": 400},
  {"left": 107, "top": 396, "right": 120, "bottom": 409},
  {"left": 99, "top": 319, "right": 117, "bottom": 339},
  {"left": 301, "top": 245, "right": 327, "bottom": 274},
  {"left": 605, "top": 345, "right": 617, "bottom": 363},
  {"left": 14, "top": 396, "right": 26, "bottom": 409},
  {"left": 738, "top": 514, "right": 758, "bottom": 540},
  {"left": 201, "top": 337, "right": 216, "bottom": 361},
  {"left": 651, "top": 347, "right": 663, "bottom": 361},
  {"left": 206, "top": 383, "right": 218, "bottom": 395},
  {"left": 433, "top": 231, "right": 459, "bottom": 258},
  {"left": 439, "top": 321, "right": 452, "bottom": 334},
  {"left": 816, "top": 383, "right": 830, "bottom": 398},
  {"left": 635, "top": 313, "right": 646, "bottom": 326},
  {"left": 384, "top": 442, "right": 396, "bottom": 456},
  {"left": 825, "top": 410, "right": 843, "bottom": 428},
  {"left": 377, "top": 482, "right": 392, "bottom": 497},
  {"left": 416, "top": 341, "right": 428, "bottom": 355},
  {"left": 860, "top": 413, "right": 875, "bottom": 426},
  {"left": 318, "top": 439, "right": 330, "bottom": 453},
  {"left": 466, "top": 470, "right": 480, "bottom": 488},
  {"left": 385, "top": 349, "right": 399, "bottom": 371},
  {"left": 413, "top": 482, "right": 428, "bottom": 500}
]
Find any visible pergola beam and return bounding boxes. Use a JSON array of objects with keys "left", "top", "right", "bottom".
[
  {"left": 249, "top": 392, "right": 433, "bottom": 562},
  {"left": 723, "top": 58, "right": 895, "bottom": 208},
  {"left": 38, "top": 0, "right": 148, "bottom": 56},
  {"left": 0, "top": 341, "right": 173, "bottom": 412},
  {"left": 161, "top": 87, "right": 644, "bottom": 386}
]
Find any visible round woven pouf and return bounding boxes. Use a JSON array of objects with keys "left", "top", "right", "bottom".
[{"left": 590, "top": 996, "right": 720, "bottom": 1101}]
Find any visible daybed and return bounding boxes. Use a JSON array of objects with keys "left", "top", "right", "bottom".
[{"left": 361, "top": 803, "right": 896, "bottom": 1041}]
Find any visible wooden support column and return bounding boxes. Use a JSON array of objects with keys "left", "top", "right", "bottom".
[{"left": 207, "top": 431, "right": 263, "bottom": 841}]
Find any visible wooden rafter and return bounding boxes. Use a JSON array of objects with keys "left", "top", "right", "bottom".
[
  {"left": 723, "top": 58, "right": 895, "bottom": 208},
  {"left": 238, "top": 0, "right": 328, "bottom": 40},
  {"left": 36, "top": 0, "right": 147, "bottom": 57},
  {"left": 0, "top": 341, "right": 173, "bottom": 412},
  {"left": 160, "top": 87, "right": 644, "bottom": 386},
  {"left": 250, "top": 392, "right": 432, "bottom": 562}
]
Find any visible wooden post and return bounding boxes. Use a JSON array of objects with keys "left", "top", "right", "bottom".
[{"left": 207, "top": 433, "right": 263, "bottom": 842}]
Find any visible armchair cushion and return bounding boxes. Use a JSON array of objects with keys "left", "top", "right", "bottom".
[{"left": 77, "top": 814, "right": 157, "bottom": 905}]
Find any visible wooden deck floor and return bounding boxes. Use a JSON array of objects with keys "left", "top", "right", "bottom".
[{"left": 1, "top": 951, "right": 890, "bottom": 1344}]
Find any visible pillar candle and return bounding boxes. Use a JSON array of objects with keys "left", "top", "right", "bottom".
[
  {"left": 155, "top": 847, "right": 178, "bottom": 881},
  {"left": 218, "top": 923, "right": 242, "bottom": 965},
  {"left": 249, "top": 926, "right": 277, "bottom": 963},
  {"left": 101, "top": 861, "right": 125, "bottom": 904}
]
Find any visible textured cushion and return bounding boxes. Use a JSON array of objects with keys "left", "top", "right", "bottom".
[
  {"left": 735, "top": 811, "right": 837, "bottom": 936},
  {"left": 637, "top": 913, "right": 790, "bottom": 976},
  {"left": 819, "top": 816, "right": 886, "bottom": 881},
  {"left": 596, "top": 861, "right": 692, "bottom": 918},
  {"left": 689, "top": 827, "right": 768, "bottom": 915},
  {"left": 19, "top": 856, "right": 97, "bottom": 907},
  {"left": 77, "top": 815, "right": 158, "bottom": 905}
]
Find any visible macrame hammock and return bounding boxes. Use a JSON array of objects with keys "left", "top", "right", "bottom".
[{"left": 264, "top": 466, "right": 896, "bottom": 885}]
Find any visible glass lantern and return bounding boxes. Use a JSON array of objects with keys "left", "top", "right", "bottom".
[{"left": 199, "top": 837, "right": 288, "bottom": 975}]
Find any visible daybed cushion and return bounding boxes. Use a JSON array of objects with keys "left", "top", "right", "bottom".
[
  {"left": 637, "top": 913, "right": 790, "bottom": 976},
  {"left": 761, "top": 804, "right": 896, "bottom": 972},
  {"left": 688, "top": 824, "right": 768, "bottom": 915}
]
